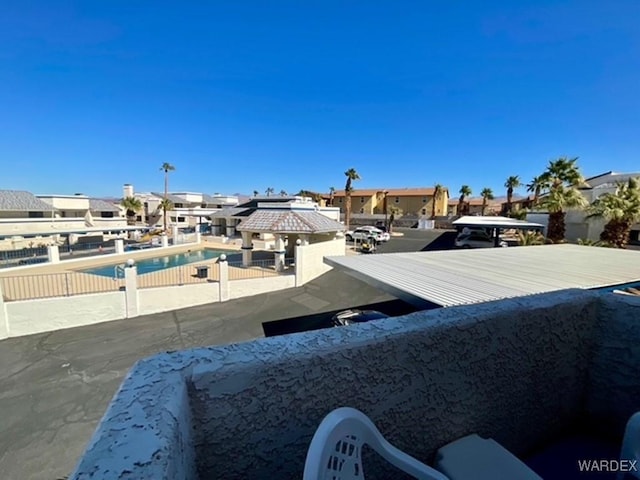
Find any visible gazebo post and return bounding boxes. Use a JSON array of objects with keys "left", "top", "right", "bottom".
[
  {"left": 241, "top": 231, "right": 253, "bottom": 266},
  {"left": 274, "top": 233, "right": 286, "bottom": 271}
]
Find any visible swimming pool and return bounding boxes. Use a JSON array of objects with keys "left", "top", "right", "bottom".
[{"left": 80, "top": 249, "right": 235, "bottom": 278}]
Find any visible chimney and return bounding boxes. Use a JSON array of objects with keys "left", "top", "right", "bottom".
[{"left": 123, "top": 184, "right": 134, "bottom": 198}]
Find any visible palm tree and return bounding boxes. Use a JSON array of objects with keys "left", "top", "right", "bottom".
[
  {"left": 159, "top": 198, "right": 173, "bottom": 232},
  {"left": 344, "top": 168, "right": 360, "bottom": 230},
  {"left": 480, "top": 188, "right": 494, "bottom": 216},
  {"left": 279, "top": 189, "right": 288, "bottom": 197},
  {"left": 329, "top": 187, "right": 336, "bottom": 206},
  {"left": 159, "top": 162, "right": 176, "bottom": 231},
  {"left": 577, "top": 238, "right": 612, "bottom": 247},
  {"left": 504, "top": 176, "right": 521, "bottom": 214},
  {"left": 587, "top": 177, "right": 640, "bottom": 248},
  {"left": 517, "top": 230, "right": 545, "bottom": 246},
  {"left": 121, "top": 196, "right": 142, "bottom": 226},
  {"left": 265, "top": 187, "right": 274, "bottom": 197},
  {"left": 541, "top": 157, "right": 586, "bottom": 243},
  {"left": 388, "top": 206, "right": 402, "bottom": 234},
  {"left": 432, "top": 184, "right": 444, "bottom": 218},
  {"left": 458, "top": 185, "right": 472, "bottom": 216},
  {"left": 526, "top": 174, "right": 550, "bottom": 206},
  {"left": 252, "top": 190, "right": 259, "bottom": 197}
]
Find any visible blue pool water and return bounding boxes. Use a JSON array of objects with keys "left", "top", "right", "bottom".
[{"left": 80, "top": 249, "right": 234, "bottom": 278}]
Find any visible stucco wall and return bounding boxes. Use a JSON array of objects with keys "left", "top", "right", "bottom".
[
  {"left": 72, "top": 289, "right": 627, "bottom": 480},
  {"left": 6, "top": 291, "right": 126, "bottom": 337},
  {"left": 228, "top": 275, "right": 296, "bottom": 300},
  {"left": 295, "top": 238, "right": 346, "bottom": 285},
  {"left": 138, "top": 283, "right": 221, "bottom": 316}
]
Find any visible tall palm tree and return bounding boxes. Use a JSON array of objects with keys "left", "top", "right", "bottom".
[
  {"left": 432, "top": 184, "right": 444, "bottom": 218},
  {"left": 504, "top": 175, "right": 521, "bottom": 214},
  {"left": 480, "top": 187, "right": 494, "bottom": 216},
  {"left": 252, "top": 190, "right": 259, "bottom": 197},
  {"left": 541, "top": 157, "right": 586, "bottom": 243},
  {"left": 279, "top": 189, "right": 288, "bottom": 197},
  {"left": 121, "top": 196, "right": 142, "bottom": 226},
  {"left": 159, "top": 162, "right": 176, "bottom": 232},
  {"left": 329, "top": 187, "right": 336, "bottom": 206},
  {"left": 159, "top": 198, "right": 173, "bottom": 232},
  {"left": 517, "top": 230, "right": 545, "bottom": 246},
  {"left": 458, "top": 185, "right": 472, "bottom": 216},
  {"left": 587, "top": 177, "right": 640, "bottom": 248},
  {"left": 265, "top": 187, "right": 274, "bottom": 197},
  {"left": 344, "top": 168, "right": 360, "bottom": 230},
  {"left": 526, "top": 174, "right": 550, "bottom": 206},
  {"left": 388, "top": 206, "right": 402, "bottom": 234}
]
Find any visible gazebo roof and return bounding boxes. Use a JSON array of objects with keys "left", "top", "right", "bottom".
[{"left": 236, "top": 210, "right": 345, "bottom": 234}]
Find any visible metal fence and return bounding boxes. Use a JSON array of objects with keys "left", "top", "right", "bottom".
[
  {"left": 0, "top": 247, "right": 49, "bottom": 269},
  {"left": 59, "top": 243, "right": 116, "bottom": 259},
  {"left": 137, "top": 262, "right": 220, "bottom": 289},
  {"left": 0, "top": 272, "right": 125, "bottom": 301},
  {"left": 228, "top": 258, "right": 295, "bottom": 280}
]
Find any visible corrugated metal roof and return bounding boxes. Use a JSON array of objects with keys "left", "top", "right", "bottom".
[
  {"left": 0, "top": 190, "right": 55, "bottom": 211},
  {"left": 209, "top": 207, "right": 252, "bottom": 218},
  {"left": 324, "top": 245, "right": 640, "bottom": 308},
  {"left": 237, "top": 210, "right": 346, "bottom": 233}
]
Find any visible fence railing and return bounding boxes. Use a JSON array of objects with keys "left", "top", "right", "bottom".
[
  {"left": 59, "top": 243, "right": 116, "bottom": 257},
  {"left": 0, "top": 272, "right": 124, "bottom": 301},
  {"left": 228, "top": 258, "right": 295, "bottom": 280},
  {"left": 0, "top": 247, "right": 49, "bottom": 269},
  {"left": 137, "top": 262, "right": 220, "bottom": 289}
]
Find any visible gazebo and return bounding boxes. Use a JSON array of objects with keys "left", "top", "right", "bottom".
[{"left": 236, "top": 210, "right": 346, "bottom": 271}]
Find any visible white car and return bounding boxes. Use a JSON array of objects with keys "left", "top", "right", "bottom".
[
  {"left": 360, "top": 226, "right": 391, "bottom": 242},
  {"left": 455, "top": 232, "right": 508, "bottom": 248},
  {"left": 345, "top": 227, "right": 389, "bottom": 242}
]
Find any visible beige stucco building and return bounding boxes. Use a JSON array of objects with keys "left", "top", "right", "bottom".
[{"left": 329, "top": 187, "right": 449, "bottom": 218}]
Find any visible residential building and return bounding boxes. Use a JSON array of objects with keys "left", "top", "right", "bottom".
[
  {"left": 447, "top": 196, "right": 503, "bottom": 216},
  {"left": 329, "top": 187, "right": 449, "bottom": 218}
]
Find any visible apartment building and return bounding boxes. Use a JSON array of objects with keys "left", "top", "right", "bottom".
[{"left": 329, "top": 187, "right": 449, "bottom": 218}]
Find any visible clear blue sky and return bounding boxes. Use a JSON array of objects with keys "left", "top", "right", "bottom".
[{"left": 1, "top": 1, "right": 639, "bottom": 198}]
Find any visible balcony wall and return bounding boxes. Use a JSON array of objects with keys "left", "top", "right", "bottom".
[{"left": 70, "top": 289, "right": 640, "bottom": 480}]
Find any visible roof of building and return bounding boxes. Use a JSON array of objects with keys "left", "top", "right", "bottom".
[
  {"left": 452, "top": 216, "right": 544, "bottom": 229},
  {"left": 208, "top": 207, "right": 252, "bottom": 218},
  {"left": 325, "top": 244, "right": 640, "bottom": 308},
  {"left": 237, "top": 210, "right": 346, "bottom": 234},
  {"left": 89, "top": 198, "right": 121, "bottom": 212},
  {"left": 331, "top": 187, "right": 438, "bottom": 197},
  {"left": 0, "top": 190, "right": 55, "bottom": 212},
  {"left": 151, "top": 192, "right": 192, "bottom": 204}
]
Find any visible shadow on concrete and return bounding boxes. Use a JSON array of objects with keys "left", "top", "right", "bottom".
[
  {"left": 262, "top": 299, "right": 438, "bottom": 337},
  {"left": 420, "top": 231, "right": 458, "bottom": 251}
]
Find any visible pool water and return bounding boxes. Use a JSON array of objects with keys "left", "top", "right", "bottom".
[{"left": 80, "top": 249, "right": 232, "bottom": 278}]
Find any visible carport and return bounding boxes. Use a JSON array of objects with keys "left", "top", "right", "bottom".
[
  {"left": 324, "top": 244, "right": 640, "bottom": 308},
  {"left": 452, "top": 215, "right": 545, "bottom": 247}
]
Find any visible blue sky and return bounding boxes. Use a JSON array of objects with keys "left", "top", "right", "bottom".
[{"left": 1, "top": 1, "right": 639, "bottom": 198}]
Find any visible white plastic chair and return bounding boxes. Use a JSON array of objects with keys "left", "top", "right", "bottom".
[
  {"left": 619, "top": 411, "right": 640, "bottom": 480},
  {"left": 302, "top": 407, "right": 449, "bottom": 480}
]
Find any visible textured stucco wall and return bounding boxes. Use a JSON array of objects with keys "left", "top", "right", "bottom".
[
  {"left": 587, "top": 293, "right": 640, "bottom": 437},
  {"left": 6, "top": 291, "right": 126, "bottom": 337},
  {"left": 71, "top": 289, "right": 611, "bottom": 480},
  {"left": 138, "top": 283, "right": 221, "bottom": 316},
  {"left": 295, "top": 238, "right": 346, "bottom": 285},
  {"left": 228, "top": 275, "right": 296, "bottom": 300}
]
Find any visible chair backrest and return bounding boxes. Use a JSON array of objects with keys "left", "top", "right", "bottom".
[
  {"left": 303, "top": 407, "right": 449, "bottom": 480},
  {"left": 619, "top": 412, "right": 640, "bottom": 480}
]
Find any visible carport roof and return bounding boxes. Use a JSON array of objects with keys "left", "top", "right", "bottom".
[
  {"left": 237, "top": 210, "right": 346, "bottom": 234},
  {"left": 452, "top": 215, "right": 544, "bottom": 229},
  {"left": 324, "top": 244, "right": 640, "bottom": 308}
]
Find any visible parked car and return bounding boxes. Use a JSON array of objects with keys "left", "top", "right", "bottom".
[
  {"left": 345, "top": 227, "right": 389, "bottom": 242},
  {"left": 332, "top": 309, "right": 390, "bottom": 326},
  {"left": 455, "top": 232, "right": 508, "bottom": 248},
  {"left": 360, "top": 225, "right": 391, "bottom": 242}
]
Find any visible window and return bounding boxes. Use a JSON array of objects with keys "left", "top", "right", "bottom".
[
  {"left": 174, "top": 203, "right": 184, "bottom": 209},
  {"left": 136, "top": 216, "right": 142, "bottom": 222},
  {"left": 394, "top": 197, "right": 399, "bottom": 203},
  {"left": 178, "top": 217, "right": 186, "bottom": 222},
  {"left": 422, "top": 197, "right": 427, "bottom": 203},
  {"left": 100, "top": 212, "right": 115, "bottom": 218},
  {"left": 360, "top": 208, "right": 364, "bottom": 213},
  {"left": 422, "top": 209, "right": 427, "bottom": 215},
  {"left": 360, "top": 197, "right": 364, "bottom": 203},
  {"left": 339, "top": 198, "right": 343, "bottom": 203},
  {"left": 28, "top": 211, "right": 44, "bottom": 218}
]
